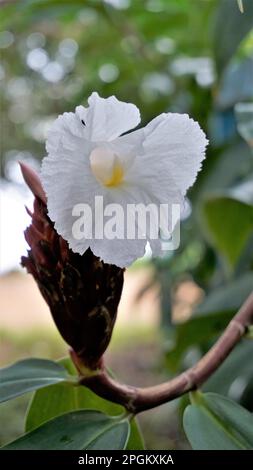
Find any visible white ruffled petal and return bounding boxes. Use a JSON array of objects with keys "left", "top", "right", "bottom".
[
  {"left": 84, "top": 92, "right": 141, "bottom": 142},
  {"left": 89, "top": 237, "right": 146, "bottom": 268},
  {"left": 42, "top": 95, "right": 207, "bottom": 268},
  {"left": 41, "top": 130, "right": 105, "bottom": 254},
  {"left": 110, "top": 112, "right": 207, "bottom": 258},
  {"left": 75, "top": 105, "right": 88, "bottom": 124},
  {"left": 141, "top": 112, "right": 208, "bottom": 196},
  {"left": 88, "top": 188, "right": 149, "bottom": 267},
  {"left": 46, "top": 111, "right": 86, "bottom": 155}
]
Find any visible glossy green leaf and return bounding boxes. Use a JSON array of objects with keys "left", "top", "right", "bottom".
[
  {"left": 183, "top": 392, "right": 253, "bottom": 450},
  {"left": 199, "top": 141, "right": 252, "bottom": 195},
  {"left": 126, "top": 419, "right": 145, "bottom": 450},
  {"left": 204, "top": 341, "right": 253, "bottom": 395},
  {"left": 202, "top": 184, "right": 253, "bottom": 269},
  {"left": 213, "top": 0, "right": 253, "bottom": 73},
  {"left": 26, "top": 357, "right": 144, "bottom": 450},
  {"left": 3, "top": 410, "right": 130, "bottom": 450},
  {"left": 167, "top": 311, "right": 233, "bottom": 370},
  {"left": 166, "top": 273, "right": 253, "bottom": 369},
  {"left": 195, "top": 272, "right": 253, "bottom": 315},
  {"left": 216, "top": 58, "right": 253, "bottom": 109},
  {"left": 0, "top": 359, "right": 73, "bottom": 404},
  {"left": 26, "top": 357, "right": 122, "bottom": 432}
]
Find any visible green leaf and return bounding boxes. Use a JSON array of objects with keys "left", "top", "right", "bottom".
[
  {"left": 26, "top": 358, "right": 122, "bottom": 432},
  {"left": 199, "top": 141, "right": 252, "bottom": 195},
  {"left": 202, "top": 183, "right": 253, "bottom": 269},
  {"left": 167, "top": 311, "right": 233, "bottom": 370},
  {"left": 216, "top": 57, "right": 253, "bottom": 109},
  {"left": 26, "top": 357, "right": 144, "bottom": 449},
  {"left": 204, "top": 340, "right": 253, "bottom": 395},
  {"left": 183, "top": 392, "right": 253, "bottom": 450},
  {"left": 3, "top": 410, "right": 130, "bottom": 450},
  {"left": 126, "top": 419, "right": 145, "bottom": 450},
  {"left": 195, "top": 271, "right": 253, "bottom": 315},
  {"left": 166, "top": 273, "right": 253, "bottom": 369},
  {"left": 0, "top": 359, "right": 72, "bottom": 404},
  {"left": 213, "top": 0, "right": 253, "bottom": 74}
]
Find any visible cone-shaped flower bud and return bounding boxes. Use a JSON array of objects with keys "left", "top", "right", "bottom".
[{"left": 20, "top": 163, "right": 124, "bottom": 370}]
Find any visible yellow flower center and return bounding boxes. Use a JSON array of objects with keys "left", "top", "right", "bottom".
[
  {"left": 89, "top": 146, "right": 124, "bottom": 188},
  {"left": 105, "top": 161, "right": 124, "bottom": 187}
]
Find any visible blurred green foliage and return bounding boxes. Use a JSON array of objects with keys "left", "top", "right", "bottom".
[
  {"left": 0, "top": 0, "right": 217, "bottom": 176},
  {"left": 1, "top": 0, "right": 253, "bottom": 449}
]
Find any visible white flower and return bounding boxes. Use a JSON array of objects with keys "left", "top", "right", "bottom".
[{"left": 41, "top": 92, "right": 208, "bottom": 268}]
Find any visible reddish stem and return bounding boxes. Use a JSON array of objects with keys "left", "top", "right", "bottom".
[{"left": 80, "top": 292, "right": 253, "bottom": 414}]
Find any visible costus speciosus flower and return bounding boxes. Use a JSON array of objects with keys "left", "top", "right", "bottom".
[
  {"left": 41, "top": 92, "right": 208, "bottom": 268},
  {"left": 20, "top": 162, "right": 124, "bottom": 369}
]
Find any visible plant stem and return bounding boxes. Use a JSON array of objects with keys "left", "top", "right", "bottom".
[{"left": 80, "top": 291, "right": 253, "bottom": 414}]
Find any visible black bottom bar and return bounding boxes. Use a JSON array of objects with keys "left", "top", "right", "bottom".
[{"left": 0, "top": 450, "right": 252, "bottom": 467}]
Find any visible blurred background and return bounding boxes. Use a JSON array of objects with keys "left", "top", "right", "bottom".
[{"left": 1, "top": 0, "right": 253, "bottom": 450}]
